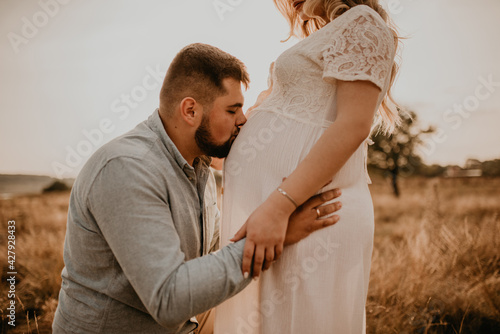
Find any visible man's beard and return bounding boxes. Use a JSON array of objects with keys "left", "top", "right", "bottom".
[{"left": 195, "top": 115, "right": 236, "bottom": 159}]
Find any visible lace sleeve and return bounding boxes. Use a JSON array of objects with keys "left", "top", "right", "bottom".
[{"left": 322, "top": 8, "right": 395, "bottom": 90}]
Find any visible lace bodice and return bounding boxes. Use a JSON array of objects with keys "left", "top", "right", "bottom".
[{"left": 254, "top": 5, "right": 396, "bottom": 128}]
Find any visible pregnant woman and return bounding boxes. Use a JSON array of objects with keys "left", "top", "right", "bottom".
[{"left": 216, "top": 0, "right": 400, "bottom": 333}]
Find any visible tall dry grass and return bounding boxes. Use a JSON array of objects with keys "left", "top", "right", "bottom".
[
  {"left": 0, "top": 177, "right": 499, "bottom": 333},
  {"left": 0, "top": 192, "right": 68, "bottom": 334},
  {"left": 367, "top": 177, "right": 500, "bottom": 333}
]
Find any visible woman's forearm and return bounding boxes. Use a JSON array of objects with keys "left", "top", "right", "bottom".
[
  {"left": 238, "top": 80, "right": 382, "bottom": 277},
  {"left": 279, "top": 120, "right": 369, "bottom": 207},
  {"left": 274, "top": 80, "right": 381, "bottom": 212}
]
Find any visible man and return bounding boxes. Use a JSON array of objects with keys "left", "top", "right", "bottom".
[{"left": 52, "top": 43, "right": 342, "bottom": 334}]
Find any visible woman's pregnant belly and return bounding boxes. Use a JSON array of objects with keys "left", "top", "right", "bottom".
[
  {"left": 221, "top": 110, "right": 373, "bottom": 245},
  {"left": 225, "top": 110, "right": 367, "bottom": 191}
]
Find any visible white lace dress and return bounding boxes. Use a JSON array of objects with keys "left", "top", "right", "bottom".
[{"left": 215, "top": 6, "right": 396, "bottom": 334}]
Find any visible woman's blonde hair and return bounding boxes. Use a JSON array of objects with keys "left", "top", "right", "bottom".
[{"left": 273, "top": 0, "right": 402, "bottom": 133}]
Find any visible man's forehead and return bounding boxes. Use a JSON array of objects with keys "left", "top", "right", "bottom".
[{"left": 218, "top": 81, "right": 244, "bottom": 105}]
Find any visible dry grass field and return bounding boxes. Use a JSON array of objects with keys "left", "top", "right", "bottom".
[
  {"left": 367, "top": 177, "right": 500, "bottom": 333},
  {"left": 0, "top": 176, "right": 499, "bottom": 333}
]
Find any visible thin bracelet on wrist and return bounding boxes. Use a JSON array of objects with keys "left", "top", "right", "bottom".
[{"left": 277, "top": 188, "right": 298, "bottom": 208}]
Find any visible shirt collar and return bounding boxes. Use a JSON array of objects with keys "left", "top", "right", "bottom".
[{"left": 147, "top": 109, "right": 212, "bottom": 172}]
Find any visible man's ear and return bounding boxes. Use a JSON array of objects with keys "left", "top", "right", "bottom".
[{"left": 179, "top": 97, "right": 202, "bottom": 127}]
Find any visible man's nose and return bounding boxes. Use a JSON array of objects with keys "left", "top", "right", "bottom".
[{"left": 237, "top": 112, "right": 247, "bottom": 127}]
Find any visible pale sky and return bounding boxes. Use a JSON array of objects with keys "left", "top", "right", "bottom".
[{"left": 1, "top": 0, "right": 499, "bottom": 178}]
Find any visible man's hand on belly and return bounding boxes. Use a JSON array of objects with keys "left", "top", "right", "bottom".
[{"left": 231, "top": 188, "right": 342, "bottom": 277}]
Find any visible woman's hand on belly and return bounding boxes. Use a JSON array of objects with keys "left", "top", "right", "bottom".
[
  {"left": 232, "top": 192, "right": 292, "bottom": 279},
  {"left": 231, "top": 188, "right": 342, "bottom": 279}
]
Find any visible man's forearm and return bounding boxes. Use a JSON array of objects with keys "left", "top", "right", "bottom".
[
  {"left": 149, "top": 240, "right": 250, "bottom": 330},
  {"left": 88, "top": 158, "right": 251, "bottom": 332}
]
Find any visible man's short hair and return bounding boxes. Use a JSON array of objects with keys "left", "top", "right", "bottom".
[{"left": 160, "top": 43, "right": 250, "bottom": 116}]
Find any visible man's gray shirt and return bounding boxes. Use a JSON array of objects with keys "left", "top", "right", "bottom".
[{"left": 53, "top": 110, "right": 250, "bottom": 333}]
